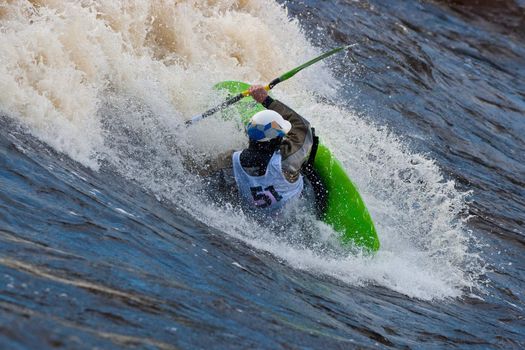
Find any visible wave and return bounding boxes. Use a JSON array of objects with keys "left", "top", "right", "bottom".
[{"left": 0, "top": 0, "right": 485, "bottom": 300}]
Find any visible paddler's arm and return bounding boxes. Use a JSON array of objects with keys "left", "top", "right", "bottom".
[
  {"left": 250, "top": 85, "right": 313, "bottom": 182},
  {"left": 183, "top": 150, "right": 233, "bottom": 177},
  {"left": 204, "top": 150, "right": 234, "bottom": 175}
]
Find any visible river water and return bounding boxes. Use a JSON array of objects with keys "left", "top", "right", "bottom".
[{"left": 0, "top": 0, "right": 523, "bottom": 348}]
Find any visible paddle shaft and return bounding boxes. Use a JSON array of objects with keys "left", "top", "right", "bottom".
[{"left": 186, "top": 45, "right": 353, "bottom": 126}]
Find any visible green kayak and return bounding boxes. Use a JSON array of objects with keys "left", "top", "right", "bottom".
[{"left": 214, "top": 81, "right": 380, "bottom": 252}]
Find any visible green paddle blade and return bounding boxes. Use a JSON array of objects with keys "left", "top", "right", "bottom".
[{"left": 278, "top": 45, "right": 351, "bottom": 82}]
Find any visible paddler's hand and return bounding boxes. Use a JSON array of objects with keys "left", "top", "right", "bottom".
[{"left": 248, "top": 85, "right": 268, "bottom": 103}]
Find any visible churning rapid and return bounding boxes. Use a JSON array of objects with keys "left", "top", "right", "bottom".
[
  {"left": 2, "top": 0, "right": 523, "bottom": 348},
  {"left": 0, "top": 0, "right": 481, "bottom": 299}
]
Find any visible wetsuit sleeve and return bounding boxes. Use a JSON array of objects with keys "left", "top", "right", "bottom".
[
  {"left": 206, "top": 149, "right": 234, "bottom": 174},
  {"left": 185, "top": 149, "right": 234, "bottom": 177},
  {"left": 264, "top": 97, "right": 313, "bottom": 182}
]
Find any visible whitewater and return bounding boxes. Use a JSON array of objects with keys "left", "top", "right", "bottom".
[
  {"left": 2, "top": 0, "right": 524, "bottom": 348},
  {"left": 0, "top": 0, "right": 482, "bottom": 299}
]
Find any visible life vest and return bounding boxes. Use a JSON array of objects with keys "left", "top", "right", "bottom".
[{"left": 232, "top": 150, "right": 303, "bottom": 213}]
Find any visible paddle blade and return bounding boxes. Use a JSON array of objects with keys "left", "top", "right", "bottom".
[{"left": 278, "top": 45, "right": 352, "bottom": 82}]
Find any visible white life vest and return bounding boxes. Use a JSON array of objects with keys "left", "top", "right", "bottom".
[{"left": 232, "top": 151, "right": 303, "bottom": 213}]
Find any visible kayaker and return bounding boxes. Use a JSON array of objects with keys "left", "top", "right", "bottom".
[{"left": 203, "top": 85, "right": 324, "bottom": 214}]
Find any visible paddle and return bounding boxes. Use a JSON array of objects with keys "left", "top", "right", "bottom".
[{"left": 185, "top": 44, "right": 354, "bottom": 126}]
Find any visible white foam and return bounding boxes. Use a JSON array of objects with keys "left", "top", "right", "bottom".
[{"left": 0, "top": 0, "right": 484, "bottom": 300}]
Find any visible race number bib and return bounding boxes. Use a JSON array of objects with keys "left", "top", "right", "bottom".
[{"left": 250, "top": 185, "right": 283, "bottom": 208}]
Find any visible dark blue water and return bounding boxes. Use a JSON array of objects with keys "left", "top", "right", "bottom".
[{"left": 1, "top": 0, "right": 524, "bottom": 349}]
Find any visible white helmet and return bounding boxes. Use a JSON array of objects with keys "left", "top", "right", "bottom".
[{"left": 246, "top": 110, "right": 292, "bottom": 142}]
